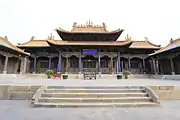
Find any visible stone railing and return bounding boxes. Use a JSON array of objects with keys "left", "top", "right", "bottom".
[
  {"left": 141, "top": 86, "right": 160, "bottom": 104},
  {"left": 31, "top": 86, "right": 46, "bottom": 105}
]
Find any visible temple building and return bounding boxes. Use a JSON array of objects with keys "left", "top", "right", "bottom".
[
  {"left": 150, "top": 38, "right": 180, "bottom": 75},
  {"left": 0, "top": 36, "right": 29, "bottom": 74},
  {"left": 17, "top": 22, "right": 162, "bottom": 75}
]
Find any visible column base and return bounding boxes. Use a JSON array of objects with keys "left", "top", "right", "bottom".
[
  {"left": 32, "top": 71, "right": 36, "bottom": 74},
  {"left": 98, "top": 72, "right": 101, "bottom": 78},
  {"left": 78, "top": 72, "right": 82, "bottom": 79},
  {"left": 3, "top": 71, "right": 7, "bottom": 74},
  {"left": 172, "top": 72, "right": 175, "bottom": 75}
]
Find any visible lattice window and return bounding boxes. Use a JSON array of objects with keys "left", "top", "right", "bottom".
[
  {"left": 40, "top": 61, "right": 48, "bottom": 68},
  {"left": 100, "top": 60, "right": 108, "bottom": 68},
  {"left": 70, "top": 60, "right": 78, "bottom": 68},
  {"left": 131, "top": 62, "right": 139, "bottom": 69}
]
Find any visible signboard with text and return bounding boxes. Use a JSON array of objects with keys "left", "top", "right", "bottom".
[{"left": 82, "top": 49, "right": 97, "bottom": 55}]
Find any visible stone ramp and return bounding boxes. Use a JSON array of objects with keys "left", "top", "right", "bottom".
[{"left": 31, "top": 86, "right": 160, "bottom": 108}]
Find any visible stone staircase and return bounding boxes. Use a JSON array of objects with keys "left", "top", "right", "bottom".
[{"left": 31, "top": 86, "right": 160, "bottom": 108}]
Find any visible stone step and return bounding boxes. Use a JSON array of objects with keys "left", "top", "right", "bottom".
[
  {"left": 44, "top": 88, "right": 144, "bottom": 93},
  {"left": 47, "top": 86, "right": 141, "bottom": 89},
  {"left": 38, "top": 97, "right": 152, "bottom": 103},
  {"left": 33, "top": 102, "right": 158, "bottom": 108},
  {"left": 41, "top": 92, "right": 148, "bottom": 98}
]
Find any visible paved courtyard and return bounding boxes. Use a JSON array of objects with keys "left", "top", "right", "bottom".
[
  {"left": 0, "top": 75, "right": 180, "bottom": 86},
  {"left": 0, "top": 100, "right": 179, "bottom": 120},
  {"left": 1, "top": 75, "right": 180, "bottom": 119}
]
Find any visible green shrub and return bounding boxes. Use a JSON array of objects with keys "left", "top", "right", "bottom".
[
  {"left": 62, "top": 74, "right": 68, "bottom": 79},
  {"left": 45, "top": 69, "right": 54, "bottom": 78},
  {"left": 122, "top": 70, "right": 131, "bottom": 79}
]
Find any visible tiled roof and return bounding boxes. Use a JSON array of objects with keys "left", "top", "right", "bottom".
[
  {"left": 56, "top": 22, "right": 123, "bottom": 34},
  {"left": 0, "top": 36, "right": 29, "bottom": 55},
  {"left": 130, "top": 40, "right": 161, "bottom": 49},
  {"left": 150, "top": 38, "right": 180, "bottom": 55},
  {"left": 18, "top": 37, "right": 160, "bottom": 49},
  {"left": 17, "top": 37, "right": 49, "bottom": 47},
  {"left": 47, "top": 39, "right": 132, "bottom": 46}
]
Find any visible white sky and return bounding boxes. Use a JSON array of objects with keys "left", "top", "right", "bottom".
[{"left": 0, "top": 0, "right": 180, "bottom": 46}]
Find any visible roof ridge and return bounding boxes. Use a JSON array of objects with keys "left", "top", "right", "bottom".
[
  {"left": 19, "top": 36, "right": 47, "bottom": 46},
  {"left": 46, "top": 39, "right": 133, "bottom": 46},
  {"left": 146, "top": 40, "right": 161, "bottom": 47},
  {"left": 131, "top": 40, "right": 161, "bottom": 47},
  {"left": 154, "top": 38, "right": 180, "bottom": 53},
  {"left": 19, "top": 36, "right": 35, "bottom": 45},
  {"left": 132, "top": 40, "right": 146, "bottom": 42}
]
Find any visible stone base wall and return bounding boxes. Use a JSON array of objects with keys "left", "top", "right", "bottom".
[
  {"left": 1, "top": 85, "right": 180, "bottom": 100},
  {"left": 149, "top": 86, "right": 180, "bottom": 100},
  {"left": 0, "top": 85, "right": 41, "bottom": 100}
]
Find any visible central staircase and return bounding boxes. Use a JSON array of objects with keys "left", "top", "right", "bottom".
[{"left": 31, "top": 86, "right": 160, "bottom": 108}]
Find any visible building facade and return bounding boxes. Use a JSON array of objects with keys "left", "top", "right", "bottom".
[
  {"left": 17, "top": 22, "right": 162, "bottom": 75},
  {"left": 150, "top": 38, "right": 180, "bottom": 75},
  {"left": 0, "top": 36, "right": 29, "bottom": 74}
]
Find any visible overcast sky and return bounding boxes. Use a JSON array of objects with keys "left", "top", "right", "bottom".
[{"left": 0, "top": 0, "right": 180, "bottom": 46}]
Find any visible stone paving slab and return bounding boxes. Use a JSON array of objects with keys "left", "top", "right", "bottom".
[
  {"left": 0, "top": 100, "right": 180, "bottom": 120},
  {"left": 1, "top": 78, "right": 180, "bottom": 86}
]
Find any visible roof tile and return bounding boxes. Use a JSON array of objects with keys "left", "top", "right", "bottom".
[{"left": 0, "top": 37, "right": 29, "bottom": 55}]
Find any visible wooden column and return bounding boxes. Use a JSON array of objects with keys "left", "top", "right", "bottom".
[
  {"left": 109, "top": 57, "right": 113, "bottom": 74},
  {"left": 3, "top": 56, "right": 9, "bottom": 74},
  {"left": 128, "top": 57, "right": 131, "bottom": 70},
  {"left": 156, "top": 60, "right": 159, "bottom": 74},
  {"left": 57, "top": 53, "right": 61, "bottom": 73},
  {"left": 149, "top": 59, "right": 153, "bottom": 73},
  {"left": 117, "top": 52, "right": 121, "bottom": 73},
  {"left": 98, "top": 52, "right": 101, "bottom": 74},
  {"left": 65, "top": 57, "right": 69, "bottom": 74},
  {"left": 23, "top": 57, "right": 27, "bottom": 74},
  {"left": 48, "top": 57, "right": 51, "bottom": 69},
  {"left": 78, "top": 52, "right": 82, "bottom": 74},
  {"left": 143, "top": 58, "right": 146, "bottom": 73},
  {"left": 33, "top": 56, "right": 37, "bottom": 73},
  {"left": 121, "top": 61, "right": 123, "bottom": 71},
  {"left": 20, "top": 57, "right": 24, "bottom": 74},
  {"left": 170, "top": 58, "right": 175, "bottom": 75},
  {"left": 152, "top": 58, "right": 157, "bottom": 74}
]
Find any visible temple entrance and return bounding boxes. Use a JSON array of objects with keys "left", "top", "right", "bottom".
[
  {"left": 69, "top": 55, "right": 78, "bottom": 74},
  {"left": 82, "top": 55, "right": 97, "bottom": 72},
  {"left": 100, "top": 56, "right": 110, "bottom": 74}
]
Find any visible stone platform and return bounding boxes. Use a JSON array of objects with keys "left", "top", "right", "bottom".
[
  {"left": 0, "top": 76, "right": 180, "bottom": 100},
  {"left": 0, "top": 75, "right": 180, "bottom": 119}
]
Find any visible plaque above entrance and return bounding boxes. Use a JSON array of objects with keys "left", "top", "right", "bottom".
[{"left": 82, "top": 49, "right": 97, "bottom": 55}]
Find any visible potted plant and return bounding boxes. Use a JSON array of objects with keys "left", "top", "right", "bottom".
[
  {"left": 62, "top": 74, "right": 68, "bottom": 79},
  {"left": 45, "top": 69, "right": 54, "bottom": 79},
  {"left": 116, "top": 74, "right": 123, "bottom": 79},
  {"left": 122, "top": 70, "right": 131, "bottom": 79}
]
